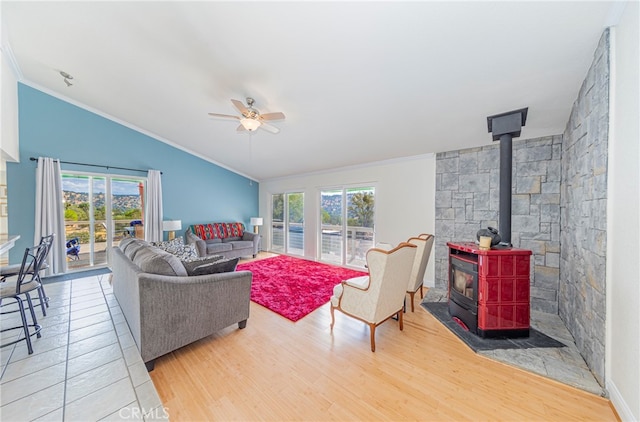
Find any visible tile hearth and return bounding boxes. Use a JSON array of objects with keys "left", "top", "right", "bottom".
[
  {"left": 0, "top": 272, "right": 166, "bottom": 421},
  {"left": 423, "top": 288, "right": 605, "bottom": 397}
]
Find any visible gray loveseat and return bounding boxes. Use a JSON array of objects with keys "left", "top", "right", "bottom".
[
  {"left": 108, "top": 238, "right": 252, "bottom": 371},
  {"left": 186, "top": 222, "right": 260, "bottom": 259}
]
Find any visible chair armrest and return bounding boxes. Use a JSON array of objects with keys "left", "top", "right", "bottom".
[
  {"left": 185, "top": 230, "right": 207, "bottom": 257},
  {"left": 343, "top": 275, "right": 370, "bottom": 290}
]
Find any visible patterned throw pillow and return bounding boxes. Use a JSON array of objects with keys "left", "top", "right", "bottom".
[
  {"left": 226, "top": 222, "right": 244, "bottom": 237},
  {"left": 151, "top": 237, "right": 183, "bottom": 251},
  {"left": 190, "top": 223, "right": 245, "bottom": 240},
  {"left": 151, "top": 237, "right": 199, "bottom": 261},
  {"left": 192, "top": 224, "right": 224, "bottom": 240}
]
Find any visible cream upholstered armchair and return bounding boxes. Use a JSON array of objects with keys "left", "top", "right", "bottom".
[
  {"left": 406, "top": 234, "right": 434, "bottom": 312},
  {"left": 330, "top": 242, "right": 417, "bottom": 352}
]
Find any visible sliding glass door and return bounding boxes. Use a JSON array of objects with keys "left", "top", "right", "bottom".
[
  {"left": 270, "top": 192, "right": 304, "bottom": 256},
  {"left": 63, "top": 172, "right": 145, "bottom": 270},
  {"left": 287, "top": 192, "right": 304, "bottom": 256},
  {"left": 320, "top": 189, "right": 343, "bottom": 265},
  {"left": 319, "top": 187, "right": 375, "bottom": 268},
  {"left": 271, "top": 194, "right": 284, "bottom": 253}
]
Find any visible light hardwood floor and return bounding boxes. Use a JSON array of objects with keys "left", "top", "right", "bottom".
[{"left": 149, "top": 253, "right": 618, "bottom": 421}]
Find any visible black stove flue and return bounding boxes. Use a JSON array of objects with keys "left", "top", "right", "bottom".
[{"left": 486, "top": 108, "right": 528, "bottom": 246}]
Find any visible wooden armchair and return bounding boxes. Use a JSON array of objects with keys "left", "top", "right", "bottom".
[
  {"left": 330, "top": 242, "right": 417, "bottom": 352},
  {"left": 406, "top": 234, "right": 434, "bottom": 312}
]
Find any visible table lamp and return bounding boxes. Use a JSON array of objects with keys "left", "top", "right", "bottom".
[
  {"left": 162, "top": 220, "right": 182, "bottom": 240},
  {"left": 250, "top": 217, "right": 263, "bottom": 234}
]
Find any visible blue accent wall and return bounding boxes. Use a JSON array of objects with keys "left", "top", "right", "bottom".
[{"left": 7, "top": 83, "right": 258, "bottom": 263}]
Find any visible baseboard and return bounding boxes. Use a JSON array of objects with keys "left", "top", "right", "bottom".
[{"left": 607, "top": 379, "right": 637, "bottom": 421}]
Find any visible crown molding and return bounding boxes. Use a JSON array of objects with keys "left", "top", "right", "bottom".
[
  {"left": 605, "top": 1, "right": 629, "bottom": 27},
  {"left": 0, "top": 39, "right": 23, "bottom": 81}
]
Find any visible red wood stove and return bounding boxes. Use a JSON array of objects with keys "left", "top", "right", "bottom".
[{"left": 447, "top": 241, "right": 532, "bottom": 338}]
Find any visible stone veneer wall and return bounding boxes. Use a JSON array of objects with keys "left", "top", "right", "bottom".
[
  {"left": 434, "top": 135, "right": 562, "bottom": 313},
  {"left": 559, "top": 29, "right": 609, "bottom": 386},
  {"left": 434, "top": 29, "right": 610, "bottom": 387}
]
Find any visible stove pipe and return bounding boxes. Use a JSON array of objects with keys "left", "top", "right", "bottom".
[{"left": 487, "top": 108, "right": 528, "bottom": 246}]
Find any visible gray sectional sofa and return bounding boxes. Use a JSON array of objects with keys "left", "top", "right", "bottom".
[
  {"left": 186, "top": 222, "right": 260, "bottom": 259},
  {"left": 108, "top": 237, "right": 252, "bottom": 371}
]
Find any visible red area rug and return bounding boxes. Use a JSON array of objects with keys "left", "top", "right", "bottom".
[{"left": 237, "top": 255, "right": 367, "bottom": 322}]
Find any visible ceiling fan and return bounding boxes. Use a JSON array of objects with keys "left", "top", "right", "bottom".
[{"left": 208, "top": 97, "right": 286, "bottom": 134}]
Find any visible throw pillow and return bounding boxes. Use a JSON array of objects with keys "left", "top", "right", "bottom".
[
  {"left": 181, "top": 255, "right": 225, "bottom": 274},
  {"left": 191, "top": 258, "right": 239, "bottom": 276},
  {"left": 151, "top": 236, "right": 183, "bottom": 248},
  {"left": 151, "top": 237, "right": 199, "bottom": 261}
]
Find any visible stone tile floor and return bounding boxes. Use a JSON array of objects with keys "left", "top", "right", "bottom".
[
  {"left": 0, "top": 273, "right": 167, "bottom": 421},
  {"left": 423, "top": 288, "right": 605, "bottom": 397}
]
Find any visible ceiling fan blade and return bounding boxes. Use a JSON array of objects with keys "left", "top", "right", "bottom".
[
  {"left": 236, "top": 124, "right": 246, "bottom": 132},
  {"left": 208, "top": 113, "right": 239, "bottom": 120},
  {"left": 231, "top": 99, "right": 249, "bottom": 116},
  {"left": 260, "top": 122, "right": 280, "bottom": 134},
  {"left": 259, "top": 112, "right": 286, "bottom": 122}
]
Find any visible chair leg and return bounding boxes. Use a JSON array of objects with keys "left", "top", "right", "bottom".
[
  {"left": 16, "top": 298, "right": 34, "bottom": 355},
  {"left": 37, "top": 286, "right": 47, "bottom": 316},
  {"left": 409, "top": 292, "right": 415, "bottom": 312},
  {"left": 24, "top": 293, "right": 42, "bottom": 338},
  {"left": 419, "top": 285, "right": 424, "bottom": 299},
  {"left": 330, "top": 306, "right": 335, "bottom": 330},
  {"left": 398, "top": 309, "right": 404, "bottom": 331},
  {"left": 369, "top": 323, "right": 376, "bottom": 352},
  {"left": 25, "top": 293, "right": 41, "bottom": 339},
  {"left": 41, "top": 283, "right": 50, "bottom": 308}
]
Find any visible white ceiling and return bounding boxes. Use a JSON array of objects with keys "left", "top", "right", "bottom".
[{"left": 1, "top": 1, "right": 620, "bottom": 181}]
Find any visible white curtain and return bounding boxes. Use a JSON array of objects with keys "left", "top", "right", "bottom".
[
  {"left": 34, "top": 157, "right": 67, "bottom": 275},
  {"left": 145, "top": 170, "right": 163, "bottom": 242}
]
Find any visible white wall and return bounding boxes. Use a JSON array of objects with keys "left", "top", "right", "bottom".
[
  {"left": 606, "top": 2, "right": 640, "bottom": 420},
  {"left": 259, "top": 154, "right": 437, "bottom": 284},
  {"left": 0, "top": 35, "right": 19, "bottom": 265},
  {"left": 1, "top": 38, "right": 20, "bottom": 162}
]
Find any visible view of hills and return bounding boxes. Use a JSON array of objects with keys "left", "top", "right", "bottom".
[
  {"left": 64, "top": 191, "right": 141, "bottom": 212},
  {"left": 321, "top": 192, "right": 373, "bottom": 220},
  {"left": 64, "top": 191, "right": 368, "bottom": 216}
]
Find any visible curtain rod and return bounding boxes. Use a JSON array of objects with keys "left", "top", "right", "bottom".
[{"left": 29, "top": 157, "right": 162, "bottom": 174}]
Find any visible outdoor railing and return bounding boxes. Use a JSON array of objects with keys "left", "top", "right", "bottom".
[
  {"left": 271, "top": 222, "right": 373, "bottom": 268},
  {"left": 64, "top": 219, "right": 142, "bottom": 268}
]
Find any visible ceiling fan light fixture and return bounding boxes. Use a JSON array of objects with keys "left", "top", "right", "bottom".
[{"left": 240, "top": 118, "right": 261, "bottom": 132}]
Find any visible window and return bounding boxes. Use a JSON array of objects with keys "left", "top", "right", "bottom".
[
  {"left": 271, "top": 193, "right": 284, "bottom": 253},
  {"left": 270, "top": 192, "right": 304, "bottom": 256},
  {"left": 287, "top": 192, "right": 304, "bottom": 255},
  {"left": 63, "top": 172, "right": 146, "bottom": 270},
  {"left": 319, "top": 186, "right": 375, "bottom": 268}
]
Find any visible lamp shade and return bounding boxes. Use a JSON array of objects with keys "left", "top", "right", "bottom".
[
  {"left": 162, "top": 220, "right": 182, "bottom": 231},
  {"left": 250, "top": 217, "right": 263, "bottom": 226},
  {"left": 240, "top": 118, "right": 261, "bottom": 132}
]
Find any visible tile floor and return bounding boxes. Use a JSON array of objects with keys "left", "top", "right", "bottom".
[{"left": 1, "top": 273, "right": 167, "bottom": 421}]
